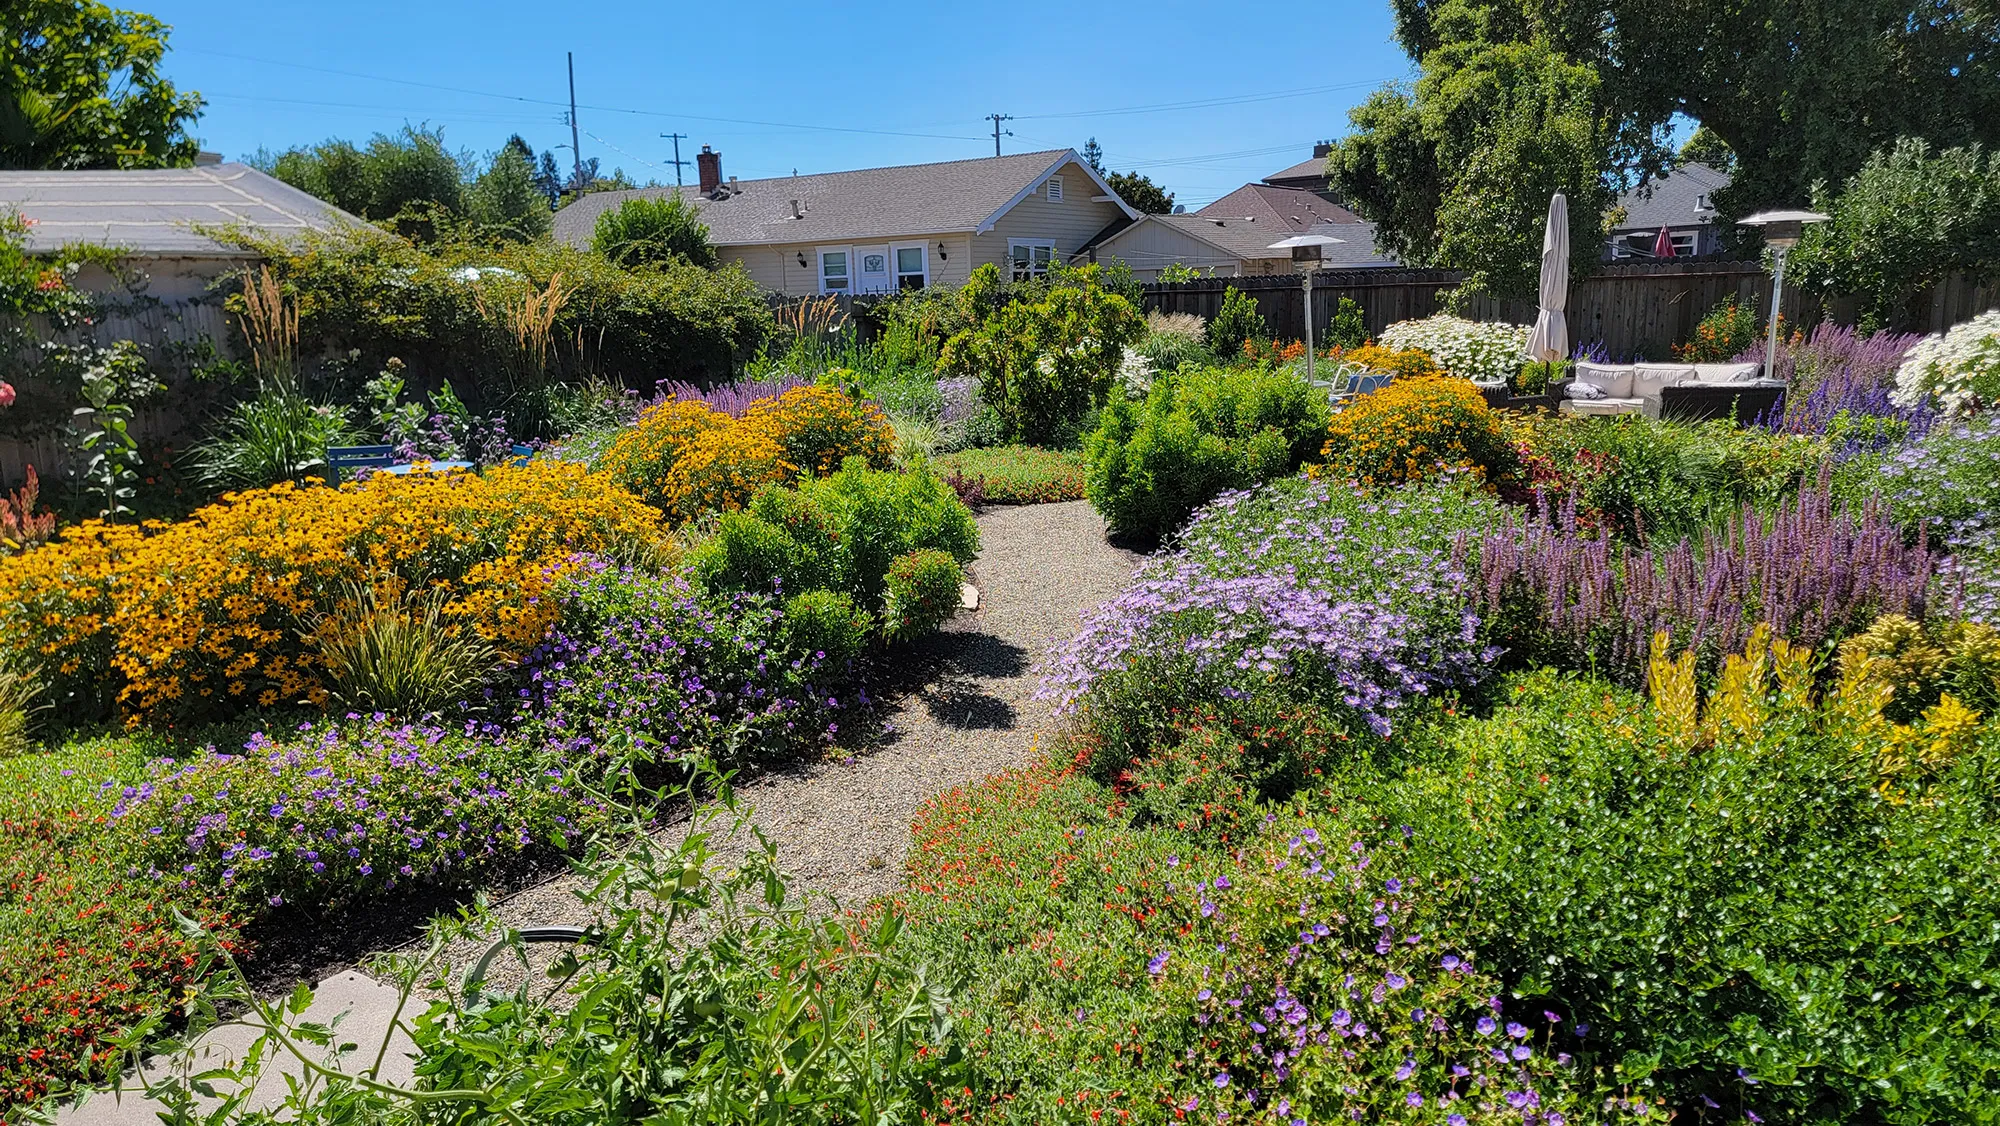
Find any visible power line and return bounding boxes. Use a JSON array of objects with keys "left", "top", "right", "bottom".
[
  {"left": 181, "top": 48, "right": 983, "bottom": 142},
  {"left": 1016, "top": 79, "right": 1395, "bottom": 121}
]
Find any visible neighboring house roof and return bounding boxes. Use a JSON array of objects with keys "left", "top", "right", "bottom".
[
  {"left": 1262, "top": 154, "right": 1332, "bottom": 188},
  {"left": 551, "top": 148, "right": 1140, "bottom": 249},
  {"left": 1611, "top": 162, "right": 1730, "bottom": 233},
  {"left": 1085, "top": 212, "right": 1398, "bottom": 268},
  {"left": 0, "top": 163, "right": 364, "bottom": 256},
  {"left": 1198, "top": 183, "right": 1358, "bottom": 232}
]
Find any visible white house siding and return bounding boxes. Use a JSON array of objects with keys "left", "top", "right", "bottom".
[
  {"left": 720, "top": 233, "right": 975, "bottom": 295},
  {"left": 1090, "top": 222, "right": 1246, "bottom": 280},
  {"left": 971, "top": 160, "right": 1129, "bottom": 275}
]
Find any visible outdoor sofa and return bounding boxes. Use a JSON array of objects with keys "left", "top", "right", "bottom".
[{"left": 1556, "top": 361, "right": 1783, "bottom": 424}]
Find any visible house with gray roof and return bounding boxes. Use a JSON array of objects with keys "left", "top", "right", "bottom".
[
  {"left": 1079, "top": 180, "right": 1396, "bottom": 279},
  {"left": 1606, "top": 162, "right": 1731, "bottom": 259},
  {"left": 552, "top": 146, "right": 1141, "bottom": 295},
  {"left": 0, "top": 157, "right": 365, "bottom": 299}
]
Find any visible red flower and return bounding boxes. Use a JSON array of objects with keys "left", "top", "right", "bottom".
[{"left": 0, "top": 381, "right": 13, "bottom": 409}]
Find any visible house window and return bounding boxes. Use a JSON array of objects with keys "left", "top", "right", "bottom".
[
  {"left": 1671, "top": 232, "right": 1697, "bottom": 257},
  {"left": 893, "top": 244, "right": 928, "bottom": 290},
  {"left": 1046, "top": 176, "right": 1063, "bottom": 202},
  {"left": 1009, "top": 238, "right": 1056, "bottom": 281},
  {"left": 818, "top": 249, "right": 849, "bottom": 293}
]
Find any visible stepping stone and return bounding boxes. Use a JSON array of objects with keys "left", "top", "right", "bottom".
[
  {"left": 960, "top": 582, "right": 980, "bottom": 611},
  {"left": 53, "top": 970, "right": 415, "bottom": 1124}
]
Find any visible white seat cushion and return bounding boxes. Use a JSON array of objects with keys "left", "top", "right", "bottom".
[
  {"left": 1572, "top": 362, "right": 1635, "bottom": 399},
  {"left": 1691, "top": 362, "right": 1762, "bottom": 384},
  {"left": 1560, "top": 397, "right": 1645, "bottom": 416},
  {"left": 1633, "top": 363, "right": 1696, "bottom": 399}
]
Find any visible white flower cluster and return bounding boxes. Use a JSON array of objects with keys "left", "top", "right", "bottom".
[
  {"left": 1117, "top": 346, "right": 1156, "bottom": 398},
  {"left": 1892, "top": 310, "right": 2000, "bottom": 418},
  {"left": 1378, "top": 314, "right": 1531, "bottom": 384}
]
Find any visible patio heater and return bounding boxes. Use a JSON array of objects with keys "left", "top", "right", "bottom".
[
  {"left": 1267, "top": 234, "right": 1345, "bottom": 386},
  {"left": 1736, "top": 209, "right": 1829, "bottom": 380}
]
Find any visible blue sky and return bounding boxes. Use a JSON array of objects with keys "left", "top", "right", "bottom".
[{"left": 144, "top": 1, "right": 1417, "bottom": 209}]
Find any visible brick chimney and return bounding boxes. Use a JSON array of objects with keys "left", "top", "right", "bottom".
[
  {"left": 1312, "top": 141, "right": 1333, "bottom": 159},
  {"left": 697, "top": 146, "right": 721, "bottom": 196}
]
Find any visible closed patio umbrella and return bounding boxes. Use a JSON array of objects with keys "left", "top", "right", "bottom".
[
  {"left": 1526, "top": 192, "right": 1569, "bottom": 363},
  {"left": 1652, "top": 225, "right": 1676, "bottom": 258}
]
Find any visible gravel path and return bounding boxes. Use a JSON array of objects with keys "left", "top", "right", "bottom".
[{"left": 436, "top": 499, "right": 1139, "bottom": 979}]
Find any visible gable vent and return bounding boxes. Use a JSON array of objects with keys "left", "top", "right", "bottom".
[{"left": 1047, "top": 176, "right": 1063, "bottom": 202}]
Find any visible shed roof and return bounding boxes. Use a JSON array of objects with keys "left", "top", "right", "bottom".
[
  {"left": 552, "top": 148, "right": 1139, "bottom": 249},
  {"left": 0, "top": 163, "right": 365, "bottom": 256},
  {"left": 1612, "top": 162, "right": 1731, "bottom": 233}
]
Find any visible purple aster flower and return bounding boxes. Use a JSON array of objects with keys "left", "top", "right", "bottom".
[
  {"left": 1477, "top": 1016, "right": 1497, "bottom": 1035},
  {"left": 1213, "top": 1073, "right": 1230, "bottom": 1088}
]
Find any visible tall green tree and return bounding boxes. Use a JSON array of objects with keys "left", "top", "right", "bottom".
[
  {"left": 1377, "top": 0, "right": 2000, "bottom": 215},
  {"left": 1330, "top": 30, "right": 1617, "bottom": 297},
  {"left": 0, "top": 1, "right": 204, "bottom": 169},
  {"left": 1106, "top": 170, "right": 1174, "bottom": 215},
  {"left": 258, "top": 126, "right": 467, "bottom": 240},
  {"left": 1677, "top": 125, "right": 1735, "bottom": 174},
  {"left": 466, "top": 144, "right": 552, "bottom": 242}
]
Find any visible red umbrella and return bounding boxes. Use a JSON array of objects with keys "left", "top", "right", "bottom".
[{"left": 1652, "top": 225, "right": 1676, "bottom": 258}]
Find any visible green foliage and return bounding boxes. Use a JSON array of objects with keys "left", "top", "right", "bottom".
[
  {"left": 882, "top": 548, "right": 965, "bottom": 643},
  {"left": 1329, "top": 34, "right": 1618, "bottom": 298},
  {"left": 68, "top": 341, "right": 160, "bottom": 521},
  {"left": 1202, "top": 285, "right": 1265, "bottom": 358},
  {"left": 0, "top": 649, "right": 39, "bottom": 758},
  {"left": 0, "top": 733, "right": 234, "bottom": 1110},
  {"left": 260, "top": 126, "right": 469, "bottom": 240},
  {"left": 0, "top": 2, "right": 203, "bottom": 170},
  {"left": 121, "top": 767, "right": 964, "bottom": 1126},
  {"left": 590, "top": 192, "right": 718, "bottom": 269},
  {"left": 1105, "top": 168, "right": 1174, "bottom": 214},
  {"left": 933, "top": 444, "right": 1086, "bottom": 504},
  {"left": 1791, "top": 138, "right": 2000, "bottom": 331},
  {"left": 1515, "top": 412, "right": 1830, "bottom": 544},
  {"left": 1361, "top": 659, "right": 2000, "bottom": 1121},
  {"left": 1677, "top": 293, "right": 1764, "bottom": 361},
  {"left": 1374, "top": 0, "right": 2000, "bottom": 225},
  {"left": 780, "top": 588, "right": 872, "bottom": 668},
  {"left": 464, "top": 143, "right": 553, "bottom": 243},
  {"left": 222, "top": 225, "right": 772, "bottom": 392},
  {"left": 1084, "top": 364, "right": 1329, "bottom": 541},
  {"left": 1677, "top": 125, "right": 1736, "bottom": 173},
  {"left": 1133, "top": 328, "right": 1211, "bottom": 376},
  {"left": 690, "top": 460, "right": 979, "bottom": 632},
  {"left": 1328, "top": 295, "right": 1368, "bottom": 349},
  {"left": 311, "top": 585, "right": 499, "bottom": 718},
  {"left": 938, "top": 264, "right": 1143, "bottom": 445},
  {"left": 193, "top": 389, "right": 360, "bottom": 490}
]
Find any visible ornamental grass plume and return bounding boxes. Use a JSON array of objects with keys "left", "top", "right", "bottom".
[{"left": 1467, "top": 468, "right": 1940, "bottom": 687}]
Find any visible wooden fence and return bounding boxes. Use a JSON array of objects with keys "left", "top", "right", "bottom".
[
  {"left": 1, "top": 299, "right": 237, "bottom": 487},
  {"left": 1142, "top": 262, "right": 2000, "bottom": 359}
]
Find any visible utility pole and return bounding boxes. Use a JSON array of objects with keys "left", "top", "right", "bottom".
[
  {"left": 659, "top": 132, "right": 690, "bottom": 186},
  {"left": 985, "top": 113, "right": 1013, "bottom": 157},
  {"left": 566, "top": 52, "right": 582, "bottom": 187}
]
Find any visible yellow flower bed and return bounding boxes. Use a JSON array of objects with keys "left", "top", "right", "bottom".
[
  {"left": 1313, "top": 375, "right": 1514, "bottom": 488},
  {"left": 0, "top": 461, "right": 667, "bottom": 726},
  {"left": 601, "top": 386, "right": 893, "bottom": 522},
  {"left": 1341, "top": 343, "right": 1443, "bottom": 380}
]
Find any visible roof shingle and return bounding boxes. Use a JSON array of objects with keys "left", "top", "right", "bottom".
[
  {"left": 0, "top": 163, "right": 364, "bottom": 256},
  {"left": 551, "top": 149, "right": 1108, "bottom": 248}
]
